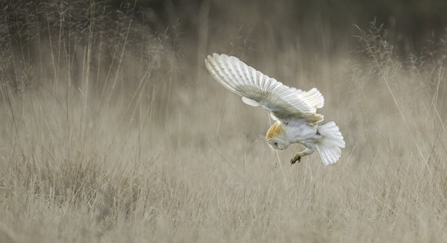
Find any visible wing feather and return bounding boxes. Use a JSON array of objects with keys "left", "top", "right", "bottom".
[{"left": 205, "top": 53, "right": 324, "bottom": 122}]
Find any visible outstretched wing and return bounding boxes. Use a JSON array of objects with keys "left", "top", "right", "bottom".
[{"left": 205, "top": 53, "right": 324, "bottom": 123}]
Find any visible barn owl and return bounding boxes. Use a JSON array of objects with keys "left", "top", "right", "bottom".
[{"left": 205, "top": 53, "right": 345, "bottom": 165}]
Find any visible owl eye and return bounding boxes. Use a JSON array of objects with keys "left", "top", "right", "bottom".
[{"left": 274, "top": 142, "right": 278, "bottom": 146}]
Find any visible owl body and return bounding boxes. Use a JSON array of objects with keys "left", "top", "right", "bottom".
[{"left": 267, "top": 120, "right": 321, "bottom": 150}]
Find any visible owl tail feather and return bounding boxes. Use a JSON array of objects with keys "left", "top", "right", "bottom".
[{"left": 315, "top": 121, "right": 345, "bottom": 165}]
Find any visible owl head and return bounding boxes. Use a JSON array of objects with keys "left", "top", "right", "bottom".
[
  {"left": 267, "top": 138, "right": 290, "bottom": 150},
  {"left": 266, "top": 122, "right": 290, "bottom": 150}
]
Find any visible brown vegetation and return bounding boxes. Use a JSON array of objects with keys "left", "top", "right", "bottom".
[{"left": 0, "top": 1, "right": 446, "bottom": 242}]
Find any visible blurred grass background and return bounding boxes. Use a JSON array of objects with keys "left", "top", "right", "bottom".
[{"left": 0, "top": 0, "right": 446, "bottom": 242}]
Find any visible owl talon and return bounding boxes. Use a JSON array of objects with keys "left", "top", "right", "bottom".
[{"left": 290, "top": 154, "right": 301, "bottom": 165}]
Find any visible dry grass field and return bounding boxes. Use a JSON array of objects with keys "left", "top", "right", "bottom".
[{"left": 1, "top": 2, "right": 447, "bottom": 242}]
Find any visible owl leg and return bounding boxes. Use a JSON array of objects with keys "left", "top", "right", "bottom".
[{"left": 290, "top": 143, "right": 316, "bottom": 165}]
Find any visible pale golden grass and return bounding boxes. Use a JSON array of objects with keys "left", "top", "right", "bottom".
[{"left": 1, "top": 17, "right": 447, "bottom": 242}]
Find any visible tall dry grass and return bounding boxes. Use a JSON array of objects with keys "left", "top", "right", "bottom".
[{"left": 1, "top": 2, "right": 447, "bottom": 242}]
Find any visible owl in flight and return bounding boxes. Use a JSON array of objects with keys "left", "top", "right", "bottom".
[{"left": 205, "top": 53, "right": 345, "bottom": 165}]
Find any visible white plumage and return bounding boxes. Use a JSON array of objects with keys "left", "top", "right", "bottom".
[{"left": 205, "top": 53, "right": 345, "bottom": 165}]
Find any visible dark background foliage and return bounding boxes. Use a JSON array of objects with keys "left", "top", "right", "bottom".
[
  {"left": 108, "top": 0, "right": 447, "bottom": 57},
  {"left": 3, "top": 0, "right": 447, "bottom": 59}
]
